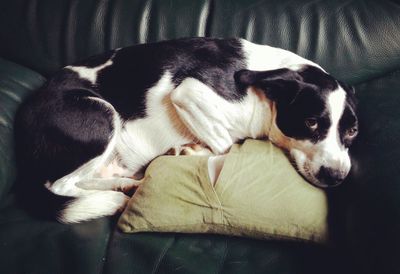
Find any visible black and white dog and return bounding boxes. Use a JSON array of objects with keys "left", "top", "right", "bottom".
[{"left": 15, "top": 38, "right": 358, "bottom": 223}]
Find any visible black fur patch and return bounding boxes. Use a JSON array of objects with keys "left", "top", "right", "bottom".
[
  {"left": 274, "top": 85, "right": 332, "bottom": 143},
  {"left": 14, "top": 56, "right": 117, "bottom": 221},
  {"left": 95, "top": 38, "right": 246, "bottom": 120},
  {"left": 298, "top": 65, "right": 338, "bottom": 91},
  {"left": 235, "top": 65, "right": 357, "bottom": 144},
  {"left": 15, "top": 86, "right": 113, "bottom": 182},
  {"left": 274, "top": 66, "right": 339, "bottom": 142},
  {"left": 275, "top": 66, "right": 357, "bottom": 144}
]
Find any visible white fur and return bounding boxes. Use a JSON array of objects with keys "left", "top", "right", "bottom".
[
  {"left": 116, "top": 72, "right": 192, "bottom": 173},
  {"left": 88, "top": 97, "right": 122, "bottom": 173},
  {"left": 116, "top": 73, "right": 270, "bottom": 168},
  {"left": 171, "top": 78, "right": 271, "bottom": 153},
  {"left": 66, "top": 58, "right": 114, "bottom": 84},
  {"left": 47, "top": 155, "right": 130, "bottom": 223},
  {"left": 313, "top": 88, "right": 350, "bottom": 175},
  {"left": 58, "top": 191, "right": 129, "bottom": 223},
  {"left": 76, "top": 178, "right": 142, "bottom": 191},
  {"left": 240, "top": 39, "right": 322, "bottom": 72}
]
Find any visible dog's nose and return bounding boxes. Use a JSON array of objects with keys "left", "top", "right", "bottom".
[{"left": 317, "top": 166, "right": 346, "bottom": 187}]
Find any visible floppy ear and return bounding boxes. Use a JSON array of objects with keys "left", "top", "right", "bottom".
[
  {"left": 235, "top": 68, "right": 303, "bottom": 104},
  {"left": 338, "top": 80, "right": 356, "bottom": 95}
]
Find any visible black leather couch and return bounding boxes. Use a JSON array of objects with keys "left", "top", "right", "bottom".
[{"left": 1, "top": 1, "right": 399, "bottom": 273}]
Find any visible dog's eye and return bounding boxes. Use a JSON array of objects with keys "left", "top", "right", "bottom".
[
  {"left": 346, "top": 127, "right": 358, "bottom": 138},
  {"left": 305, "top": 118, "right": 318, "bottom": 131}
]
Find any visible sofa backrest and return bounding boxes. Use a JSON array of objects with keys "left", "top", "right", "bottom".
[{"left": 0, "top": 0, "right": 399, "bottom": 83}]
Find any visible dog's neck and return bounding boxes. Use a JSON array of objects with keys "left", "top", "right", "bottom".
[{"left": 229, "top": 87, "right": 274, "bottom": 141}]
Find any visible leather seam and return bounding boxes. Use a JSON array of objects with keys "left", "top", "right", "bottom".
[
  {"left": 205, "top": 0, "right": 215, "bottom": 37},
  {"left": 214, "top": 239, "right": 228, "bottom": 274},
  {"left": 105, "top": 0, "right": 115, "bottom": 49},
  {"left": 151, "top": 236, "right": 175, "bottom": 274},
  {"left": 99, "top": 220, "right": 115, "bottom": 274}
]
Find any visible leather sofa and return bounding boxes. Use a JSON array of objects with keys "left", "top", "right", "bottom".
[{"left": 1, "top": 0, "right": 399, "bottom": 273}]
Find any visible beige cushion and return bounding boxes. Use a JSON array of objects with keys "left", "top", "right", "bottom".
[{"left": 118, "top": 139, "right": 329, "bottom": 243}]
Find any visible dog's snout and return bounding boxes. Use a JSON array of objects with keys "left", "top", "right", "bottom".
[{"left": 317, "top": 166, "right": 346, "bottom": 187}]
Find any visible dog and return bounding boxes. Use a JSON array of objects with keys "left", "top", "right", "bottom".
[{"left": 14, "top": 37, "right": 358, "bottom": 223}]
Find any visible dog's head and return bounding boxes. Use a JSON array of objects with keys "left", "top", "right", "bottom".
[{"left": 235, "top": 65, "right": 358, "bottom": 188}]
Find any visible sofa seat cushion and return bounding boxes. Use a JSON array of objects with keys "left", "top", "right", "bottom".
[
  {"left": 0, "top": 195, "right": 115, "bottom": 274},
  {"left": 103, "top": 230, "right": 348, "bottom": 274}
]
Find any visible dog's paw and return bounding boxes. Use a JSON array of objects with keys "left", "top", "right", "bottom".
[{"left": 166, "top": 143, "right": 213, "bottom": 156}]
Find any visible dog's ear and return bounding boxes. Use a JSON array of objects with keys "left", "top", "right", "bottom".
[
  {"left": 235, "top": 68, "right": 303, "bottom": 104},
  {"left": 337, "top": 80, "right": 356, "bottom": 95}
]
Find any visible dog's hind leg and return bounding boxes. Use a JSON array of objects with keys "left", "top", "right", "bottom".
[
  {"left": 30, "top": 91, "right": 132, "bottom": 222},
  {"left": 44, "top": 143, "right": 132, "bottom": 223}
]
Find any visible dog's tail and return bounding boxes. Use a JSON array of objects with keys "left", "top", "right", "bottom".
[
  {"left": 56, "top": 188, "right": 129, "bottom": 223},
  {"left": 15, "top": 179, "right": 128, "bottom": 223}
]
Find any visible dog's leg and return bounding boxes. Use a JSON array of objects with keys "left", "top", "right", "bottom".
[
  {"left": 171, "top": 78, "right": 235, "bottom": 155},
  {"left": 79, "top": 144, "right": 213, "bottom": 193},
  {"left": 46, "top": 155, "right": 131, "bottom": 223},
  {"left": 76, "top": 178, "right": 142, "bottom": 193},
  {"left": 41, "top": 94, "right": 134, "bottom": 223}
]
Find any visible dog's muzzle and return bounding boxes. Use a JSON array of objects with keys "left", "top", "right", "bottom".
[
  {"left": 317, "top": 166, "right": 347, "bottom": 187},
  {"left": 290, "top": 147, "right": 351, "bottom": 188}
]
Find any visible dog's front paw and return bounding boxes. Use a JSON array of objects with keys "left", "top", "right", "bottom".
[{"left": 166, "top": 143, "right": 213, "bottom": 156}]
